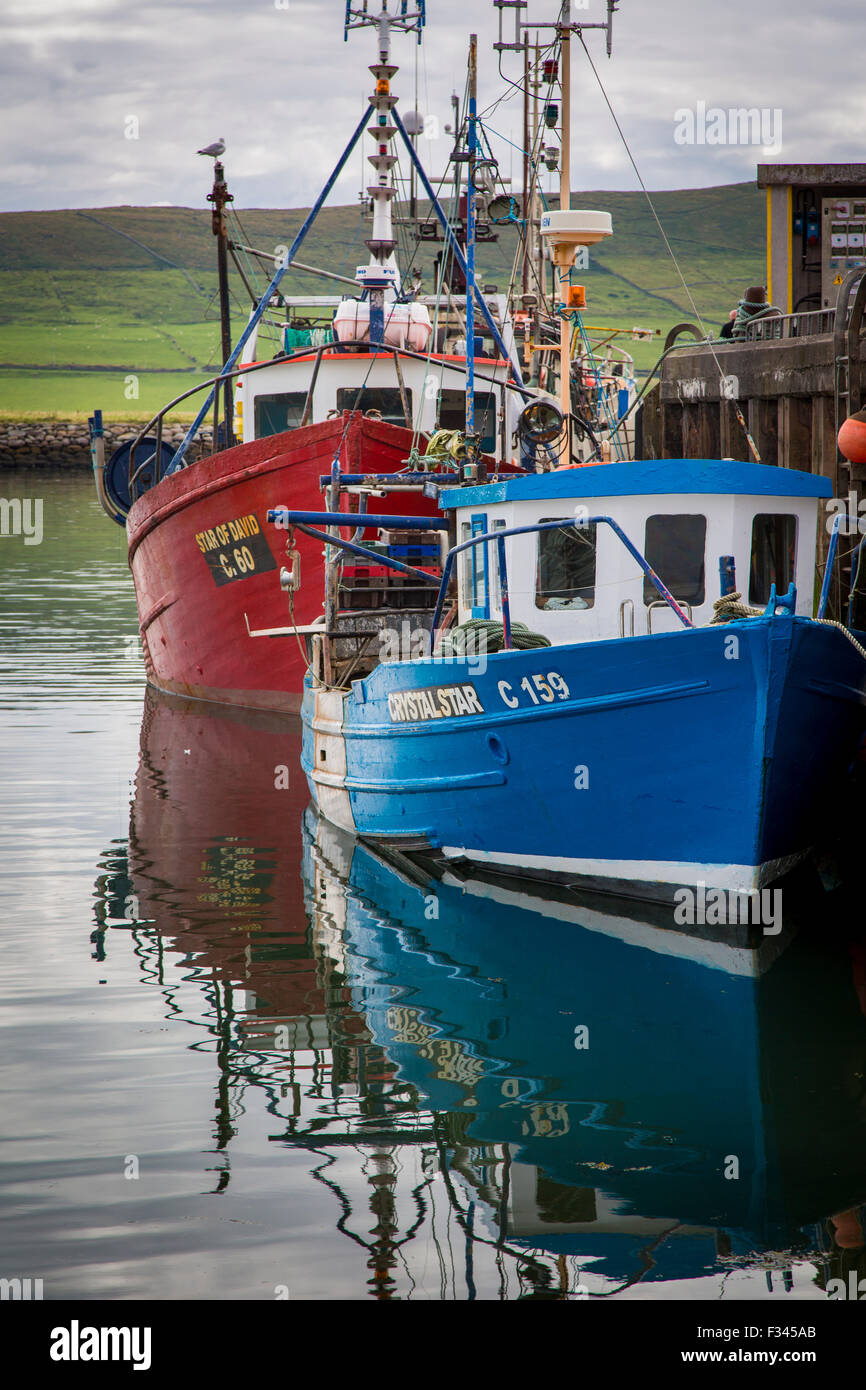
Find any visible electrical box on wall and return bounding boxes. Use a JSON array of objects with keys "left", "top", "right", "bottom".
[
  {"left": 822, "top": 196, "right": 866, "bottom": 307},
  {"left": 757, "top": 165, "right": 866, "bottom": 318}
]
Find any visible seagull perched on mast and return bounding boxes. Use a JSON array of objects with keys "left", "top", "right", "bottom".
[{"left": 197, "top": 137, "right": 225, "bottom": 158}]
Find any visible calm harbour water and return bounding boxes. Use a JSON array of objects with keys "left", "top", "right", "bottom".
[{"left": 3, "top": 469, "right": 866, "bottom": 1302}]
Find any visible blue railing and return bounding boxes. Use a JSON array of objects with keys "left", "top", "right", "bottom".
[
  {"left": 818, "top": 513, "right": 866, "bottom": 621},
  {"left": 265, "top": 510, "right": 694, "bottom": 654},
  {"left": 266, "top": 509, "right": 447, "bottom": 585},
  {"left": 429, "top": 516, "right": 694, "bottom": 655}
]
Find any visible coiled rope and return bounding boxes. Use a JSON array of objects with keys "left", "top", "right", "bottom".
[
  {"left": 709, "top": 592, "right": 765, "bottom": 623},
  {"left": 710, "top": 592, "right": 866, "bottom": 660},
  {"left": 438, "top": 618, "right": 551, "bottom": 656}
]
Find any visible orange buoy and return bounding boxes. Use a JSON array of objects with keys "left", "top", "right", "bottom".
[{"left": 838, "top": 408, "right": 866, "bottom": 464}]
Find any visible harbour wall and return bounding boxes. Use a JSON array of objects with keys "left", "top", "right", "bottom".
[{"left": 0, "top": 421, "right": 214, "bottom": 469}]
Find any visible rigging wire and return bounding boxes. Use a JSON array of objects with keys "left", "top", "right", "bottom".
[
  {"left": 576, "top": 32, "right": 761, "bottom": 462},
  {"left": 409, "top": 222, "right": 452, "bottom": 451},
  {"left": 482, "top": 33, "right": 560, "bottom": 123},
  {"left": 334, "top": 204, "right": 368, "bottom": 280}
]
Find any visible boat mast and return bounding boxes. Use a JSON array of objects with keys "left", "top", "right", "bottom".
[
  {"left": 364, "top": 12, "right": 399, "bottom": 341},
  {"left": 530, "top": 37, "right": 545, "bottom": 323},
  {"left": 558, "top": 2, "right": 572, "bottom": 460},
  {"left": 554, "top": 0, "right": 618, "bottom": 460},
  {"left": 208, "top": 158, "right": 235, "bottom": 447},
  {"left": 465, "top": 34, "right": 478, "bottom": 466},
  {"left": 494, "top": 0, "right": 619, "bottom": 450},
  {"left": 346, "top": 2, "right": 427, "bottom": 342},
  {"left": 522, "top": 31, "right": 530, "bottom": 299}
]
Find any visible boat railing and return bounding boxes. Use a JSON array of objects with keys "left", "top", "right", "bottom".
[
  {"left": 818, "top": 512, "right": 866, "bottom": 621},
  {"left": 265, "top": 509, "right": 449, "bottom": 587},
  {"left": 429, "top": 517, "right": 695, "bottom": 656},
  {"left": 126, "top": 338, "right": 534, "bottom": 505},
  {"left": 262, "top": 510, "right": 694, "bottom": 671},
  {"left": 743, "top": 267, "right": 866, "bottom": 343},
  {"left": 647, "top": 599, "right": 693, "bottom": 632},
  {"left": 744, "top": 308, "right": 834, "bottom": 342},
  {"left": 127, "top": 348, "right": 327, "bottom": 499}
]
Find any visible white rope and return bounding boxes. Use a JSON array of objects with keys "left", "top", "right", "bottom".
[{"left": 710, "top": 592, "right": 866, "bottom": 659}]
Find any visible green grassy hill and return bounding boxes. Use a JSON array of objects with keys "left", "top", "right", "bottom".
[{"left": 0, "top": 185, "right": 764, "bottom": 418}]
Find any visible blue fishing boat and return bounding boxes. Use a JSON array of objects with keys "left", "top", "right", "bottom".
[
  {"left": 253, "top": 3, "right": 866, "bottom": 905},
  {"left": 272, "top": 455, "right": 866, "bottom": 903},
  {"left": 258, "top": 4, "right": 866, "bottom": 905}
]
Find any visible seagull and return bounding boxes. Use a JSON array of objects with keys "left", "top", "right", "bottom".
[{"left": 197, "top": 137, "right": 225, "bottom": 158}]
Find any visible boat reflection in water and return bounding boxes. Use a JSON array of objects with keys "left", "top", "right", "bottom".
[{"left": 93, "top": 688, "right": 866, "bottom": 1299}]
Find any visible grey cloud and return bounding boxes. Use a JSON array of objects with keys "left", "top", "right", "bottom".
[{"left": 0, "top": 0, "right": 863, "bottom": 211}]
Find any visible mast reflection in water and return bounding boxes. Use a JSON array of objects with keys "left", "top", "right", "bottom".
[{"left": 92, "top": 688, "right": 866, "bottom": 1300}]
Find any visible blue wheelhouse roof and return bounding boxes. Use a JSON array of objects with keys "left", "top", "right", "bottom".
[{"left": 440, "top": 459, "right": 833, "bottom": 508}]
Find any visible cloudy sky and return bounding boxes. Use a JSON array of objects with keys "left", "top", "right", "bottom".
[{"left": 2, "top": 0, "right": 864, "bottom": 214}]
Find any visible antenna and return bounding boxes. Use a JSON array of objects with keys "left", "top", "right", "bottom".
[
  {"left": 606, "top": 1, "right": 619, "bottom": 57},
  {"left": 344, "top": 1, "right": 426, "bottom": 47},
  {"left": 493, "top": 0, "right": 618, "bottom": 56}
]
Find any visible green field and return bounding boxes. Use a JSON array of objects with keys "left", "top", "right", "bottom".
[
  {"left": 0, "top": 370, "right": 205, "bottom": 419},
  {"left": 0, "top": 322, "right": 224, "bottom": 370},
  {"left": 0, "top": 187, "right": 765, "bottom": 418}
]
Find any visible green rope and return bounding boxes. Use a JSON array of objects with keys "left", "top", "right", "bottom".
[
  {"left": 424, "top": 428, "right": 469, "bottom": 462},
  {"left": 438, "top": 618, "right": 551, "bottom": 656}
]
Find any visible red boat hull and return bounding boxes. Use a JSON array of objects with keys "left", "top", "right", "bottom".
[{"left": 126, "top": 413, "right": 440, "bottom": 712}]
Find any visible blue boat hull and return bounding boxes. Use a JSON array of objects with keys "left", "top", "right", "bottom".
[{"left": 302, "top": 617, "right": 866, "bottom": 897}]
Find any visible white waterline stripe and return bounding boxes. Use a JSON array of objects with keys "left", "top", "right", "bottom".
[
  {"left": 439, "top": 847, "right": 804, "bottom": 892},
  {"left": 438, "top": 871, "right": 791, "bottom": 978}
]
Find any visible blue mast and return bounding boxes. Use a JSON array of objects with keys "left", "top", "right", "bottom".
[
  {"left": 465, "top": 34, "right": 478, "bottom": 459},
  {"left": 392, "top": 110, "right": 525, "bottom": 388}
]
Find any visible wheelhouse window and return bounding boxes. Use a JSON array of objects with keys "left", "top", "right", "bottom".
[
  {"left": 335, "top": 387, "right": 412, "bottom": 427},
  {"left": 749, "top": 513, "right": 797, "bottom": 605},
  {"left": 460, "top": 515, "right": 491, "bottom": 618},
  {"left": 642, "top": 514, "right": 706, "bottom": 606},
  {"left": 438, "top": 389, "right": 497, "bottom": 453},
  {"left": 488, "top": 519, "right": 507, "bottom": 614},
  {"left": 254, "top": 392, "right": 308, "bottom": 437},
  {"left": 536, "top": 520, "right": 597, "bottom": 610}
]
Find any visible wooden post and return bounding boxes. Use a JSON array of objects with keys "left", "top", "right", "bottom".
[
  {"left": 778, "top": 395, "right": 811, "bottom": 471},
  {"left": 719, "top": 398, "right": 733, "bottom": 459},
  {"left": 209, "top": 160, "right": 235, "bottom": 448}
]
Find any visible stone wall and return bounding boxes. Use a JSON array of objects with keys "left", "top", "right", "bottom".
[{"left": 0, "top": 420, "right": 215, "bottom": 469}]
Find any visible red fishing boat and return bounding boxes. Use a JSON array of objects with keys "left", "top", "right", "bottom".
[
  {"left": 89, "top": 1, "right": 536, "bottom": 713},
  {"left": 123, "top": 412, "right": 455, "bottom": 711}
]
